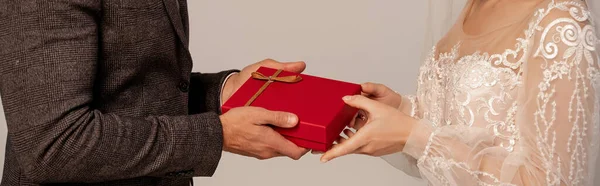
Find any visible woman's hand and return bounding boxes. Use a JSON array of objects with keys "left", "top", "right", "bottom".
[
  {"left": 360, "top": 83, "right": 403, "bottom": 108},
  {"left": 320, "top": 95, "right": 417, "bottom": 162},
  {"left": 361, "top": 83, "right": 402, "bottom": 108},
  {"left": 351, "top": 83, "right": 403, "bottom": 130},
  {"left": 310, "top": 83, "right": 404, "bottom": 155}
]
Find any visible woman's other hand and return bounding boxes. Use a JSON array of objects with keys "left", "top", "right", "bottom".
[
  {"left": 351, "top": 83, "right": 402, "bottom": 130},
  {"left": 320, "top": 95, "right": 417, "bottom": 162}
]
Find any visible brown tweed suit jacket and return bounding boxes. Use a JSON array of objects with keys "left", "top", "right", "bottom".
[{"left": 0, "top": 0, "right": 237, "bottom": 185}]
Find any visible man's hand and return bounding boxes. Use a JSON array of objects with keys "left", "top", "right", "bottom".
[
  {"left": 221, "top": 59, "right": 306, "bottom": 103},
  {"left": 220, "top": 106, "right": 309, "bottom": 160}
]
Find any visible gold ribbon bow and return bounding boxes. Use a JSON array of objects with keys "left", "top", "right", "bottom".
[{"left": 245, "top": 69, "right": 303, "bottom": 106}]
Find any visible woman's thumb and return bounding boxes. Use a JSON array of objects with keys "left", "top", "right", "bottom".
[{"left": 342, "top": 95, "right": 381, "bottom": 113}]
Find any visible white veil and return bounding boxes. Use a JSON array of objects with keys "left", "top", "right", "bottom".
[
  {"left": 588, "top": 0, "right": 600, "bottom": 42},
  {"left": 583, "top": 0, "right": 600, "bottom": 185},
  {"left": 419, "top": 0, "right": 467, "bottom": 62}
]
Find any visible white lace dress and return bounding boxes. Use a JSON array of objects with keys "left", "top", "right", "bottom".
[{"left": 387, "top": 0, "right": 600, "bottom": 185}]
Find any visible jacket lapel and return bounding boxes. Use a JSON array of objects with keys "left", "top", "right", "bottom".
[{"left": 162, "top": 0, "right": 189, "bottom": 49}]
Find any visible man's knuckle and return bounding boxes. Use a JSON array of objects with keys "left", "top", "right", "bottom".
[
  {"left": 256, "top": 155, "right": 267, "bottom": 160},
  {"left": 259, "top": 152, "right": 273, "bottom": 159},
  {"left": 292, "top": 154, "right": 301, "bottom": 160}
]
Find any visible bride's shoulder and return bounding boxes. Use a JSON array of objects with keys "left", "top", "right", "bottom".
[
  {"left": 523, "top": 0, "right": 594, "bottom": 43},
  {"left": 524, "top": 0, "right": 597, "bottom": 65},
  {"left": 530, "top": 0, "right": 593, "bottom": 25}
]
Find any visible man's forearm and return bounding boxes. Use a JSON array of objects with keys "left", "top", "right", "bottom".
[{"left": 2, "top": 95, "right": 225, "bottom": 182}]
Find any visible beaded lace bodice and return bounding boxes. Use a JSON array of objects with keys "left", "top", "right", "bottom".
[
  {"left": 417, "top": 42, "right": 522, "bottom": 152},
  {"left": 395, "top": 0, "right": 600, "bottom": 185}
]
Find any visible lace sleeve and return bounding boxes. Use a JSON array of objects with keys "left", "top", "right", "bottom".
[
  {"left": 401, "top": 3, "right": 600, "bottom": 185},
  {"left": 398, "top": 94, "right": 420, "bottom": 119}
]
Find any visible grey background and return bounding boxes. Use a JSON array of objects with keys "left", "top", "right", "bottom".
[{"left": 0, "top": 0, "right": 428, "bottom": 185}]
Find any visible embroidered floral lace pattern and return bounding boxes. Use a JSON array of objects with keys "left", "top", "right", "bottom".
[{"left": 397, "top": 0, "right": 600, "bottom": 185}]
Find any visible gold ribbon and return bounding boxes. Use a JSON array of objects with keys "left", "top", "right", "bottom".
[{"left": 244, "top": 69, "right": 303, "bottom": 106}]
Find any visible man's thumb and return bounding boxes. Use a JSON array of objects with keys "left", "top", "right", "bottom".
[
  {"left": 283, "top": 61, "right": 306, "bottom": 73},
  {"left": 256, "top": 110, "right": 299, "bottom": 128}
]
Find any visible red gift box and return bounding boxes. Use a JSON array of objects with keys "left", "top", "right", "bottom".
[{"left": 221, "top": 67, "right": 361, "bottom": 151}]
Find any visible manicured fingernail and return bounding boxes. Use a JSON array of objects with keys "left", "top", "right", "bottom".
[
  {"left": 343, "top": 96, "right": 353, "bottom": 101},
  {"left": 321, "top": 158, "right": 328, "bottom": 163},
  {"left": 288, "top": 115, "right": 298, "bottom": 125}
]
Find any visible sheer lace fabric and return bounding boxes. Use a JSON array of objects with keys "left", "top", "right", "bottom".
[{"left": 395, "top": 0, "right": 600, "bottom": 185}]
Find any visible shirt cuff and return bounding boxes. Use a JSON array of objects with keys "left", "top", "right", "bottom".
[{"left": 219, "top": 72, "right": 239, "bottom": 107}]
